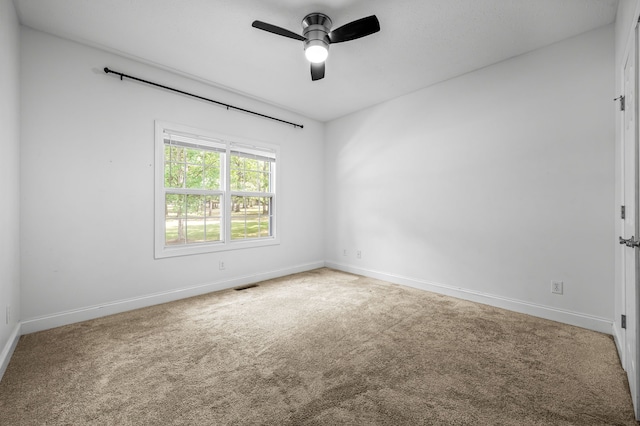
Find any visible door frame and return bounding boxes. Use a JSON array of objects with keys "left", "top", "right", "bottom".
[{"left": 617, "top": 16, "right": 640, "bottom": 421}]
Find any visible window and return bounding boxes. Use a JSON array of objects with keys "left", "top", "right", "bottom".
[
  {"left": 155, "top": 121, "right": 278, "bottom": 258},
  {"left": 230, "top": 148, "right": 275, "bottom": 240}
]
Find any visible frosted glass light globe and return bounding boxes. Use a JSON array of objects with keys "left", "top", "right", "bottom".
[{"left": 305, "top": 44, "right": 328, "bottom": 63}]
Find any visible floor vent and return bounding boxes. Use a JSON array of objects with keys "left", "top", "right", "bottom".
[{"left": 234, "top": 284, "right": 259, "bottom": 291}]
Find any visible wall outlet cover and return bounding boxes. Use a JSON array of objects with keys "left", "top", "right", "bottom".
[{"left": 552, "top": 281, "right": 563, "bottom": 295}]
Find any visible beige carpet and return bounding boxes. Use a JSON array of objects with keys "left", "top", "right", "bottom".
[{"left": 0, "top": 268, "right": 637, "bottom": 425}]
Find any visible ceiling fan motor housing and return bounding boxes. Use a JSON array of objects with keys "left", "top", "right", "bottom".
[{"left": 302, "top": 13, "right": 332, "bottom": 53}]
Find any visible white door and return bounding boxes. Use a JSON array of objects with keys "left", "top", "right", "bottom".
[{"left": 621, "top": 24, "right": 640, "bottom": 419}]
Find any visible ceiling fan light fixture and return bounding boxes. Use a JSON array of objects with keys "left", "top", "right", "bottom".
[
  {"left": 252, "top": 12, "right": 379, "bottom": 81},
  {"left": 304, "top": 39, "right": 329, "bottom": 63}
]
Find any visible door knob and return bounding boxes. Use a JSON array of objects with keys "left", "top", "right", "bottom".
[{"left": 620, "top": 236, "right": 640, "bottom": 248}]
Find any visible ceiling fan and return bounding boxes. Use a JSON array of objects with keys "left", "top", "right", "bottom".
[{"left": 252, "top": 13, "right": 380, "bottom": 81}]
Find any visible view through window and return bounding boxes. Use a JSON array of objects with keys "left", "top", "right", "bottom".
[{"left": 155, "top": 122, "right": 277, "bottom": 258}]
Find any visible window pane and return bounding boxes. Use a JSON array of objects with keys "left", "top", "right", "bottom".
[
  {"left": 230, "top": 157, "right": 242, "bottom": 191},
  {"left": 165, "top": 163, "right": 184, "bottom": 188},
  {"left": 230, "top": 155, "right": 244, "bottom": 191},
  {"left": 258, "top": 171, "right": 270, "bottom": 192},
  {"left": 205, "top": 195, "right": 222, "bottom": 242},
  {"left": 258, "top": 216, "right": 271, "bottom": 237},
  {"left": 230, "top": 153, "right": 273, "bottom": 192},
  {"left": 231, "top": 195, "right": 246, "bottom": 240},
  {"left": 231, "top": 219, "right": 245, "bottom": 240},
  {"left": 245, "top": 214, "right": 260, "bottom": 238},
  {"left": 164, "top": 163, "right": 172, "bottom": 187},
  {"left": 245, "top": 158, "right": 258, "bottom": 171},
  {"left": 205, "top": 217, "right": 221, "bottom": 241},
  {"left": 260, "top": 197, "right": 271, "bottom": 215},
  {"left": 165, "top": 145, "right": 223, "bottom": 190},
  {"left": 186, "top": 217, "right": 205, "bottom": 243},
  {"left": 231, "top": 195, "right": 245, "bottom": 214},
  {"left": 165, "top": 193, "right": 186, "bottom": 245},
  {"left": 173, "top": 195, "right": 223, "bottom": 244},
  {"left": 186, "top": 195, "right": 203, "bottom": 216},
  {"left": 186, "top": 196, "right": 203, "bottom": 242},
  {"left": 169, "top": 146, "right": 184, "bottom": 162},
  {"left": 246, "top": 170, "right": 259, "bottom": 192},
  {"left": 203, "top": 151, "right": 221, "bottom": 190},
  {"left": 204, "top": 195, "right": 221, "bottom": 217},
  {"left": 185, "top": 164, "right": 204, "bottom": 189},
  {"left": 204, "top": 151, "right": 219, "bottom": 167},
  {"left": 185, "top": 148, "right": 203, "bottom": 164},
  {"left": 203, "top": 166, "right": 220, "bottom": 190},
  {"left": 260, "top": 197, "right": 272, "bottom": 238},
  {"left": 230, "top": 196, "right": 272, "bottom": 240}
]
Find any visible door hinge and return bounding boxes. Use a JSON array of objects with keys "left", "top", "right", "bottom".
[
  {"left": 622, "top": 314, "right": 627, "bottom": 329},
  {"left": 622, "top": 205, "right": 626, "bottom": 220},
  {"left": 615, "top": 95, "right": 626, "bottom": 111}
]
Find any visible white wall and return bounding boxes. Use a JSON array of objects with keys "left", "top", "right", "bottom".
[
  {"left": 325, "top": 25, "right": 615, "bottom": 333},
  {"left": 19, "top": 28, "right": 325, "bottom": 332},
  {"left": 12, "top": 10, "right": 618, "bottom": 339},
  {"left": 0, "top": 0, "right": 22, "bottom": 377}
]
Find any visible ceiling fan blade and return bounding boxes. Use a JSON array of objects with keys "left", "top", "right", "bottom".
[
  {"left": 252, "top": 20, "right": 306, "bottom": 41},
  {"left": 329, "top": 15, "right": 380, "bottom": 43},
  {"left": 311, "top": 62, "right": 325, "bottom": 81}
]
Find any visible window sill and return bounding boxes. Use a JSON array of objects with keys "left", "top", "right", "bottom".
[{"left": 154, "top": 237, "right": 280, "bottom": 259}]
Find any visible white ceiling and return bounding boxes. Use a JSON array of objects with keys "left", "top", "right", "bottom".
[{"left": 15, "top": 0, "right": 618, "bottom": 122}]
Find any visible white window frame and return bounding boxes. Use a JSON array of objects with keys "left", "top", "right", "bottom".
[{"left": 154, "top": 121, "right": 279, "bottom": 259}]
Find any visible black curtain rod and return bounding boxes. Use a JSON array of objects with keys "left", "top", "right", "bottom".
[{"left": 103, "top": 67, "right": 304, "bottom": 129}]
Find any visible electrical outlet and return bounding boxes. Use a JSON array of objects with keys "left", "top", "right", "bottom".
[
  {"left": 551, "top": 280, "right": 563, "bottom": 295},
  {"left": 356, "top": 250, "right": 362, "bottom": 259},
  {"left": 343, "top": 249, "right": 347, "bottom": 257},
  {"left": 219, "top": 261, "right": 225, "bottom": 270},
  {"left": 5, "top": 306, "right": 10, "bottom": 325}
]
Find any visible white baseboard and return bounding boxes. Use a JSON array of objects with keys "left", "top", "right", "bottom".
[
  {"left": 0, "top": 323, "right": 21, "bottom": 382},
  {"left": 613, "top": 322, "right": 625, "bottom": 366},
  {"left": 21, "top": 261, "right": 325, "bottom": 335},
  {"left": 17, "top": 259, "right": 615, "bottom": 336},
  {"left": 326, "top": 261, "right": 614, "bottom": 335}
]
